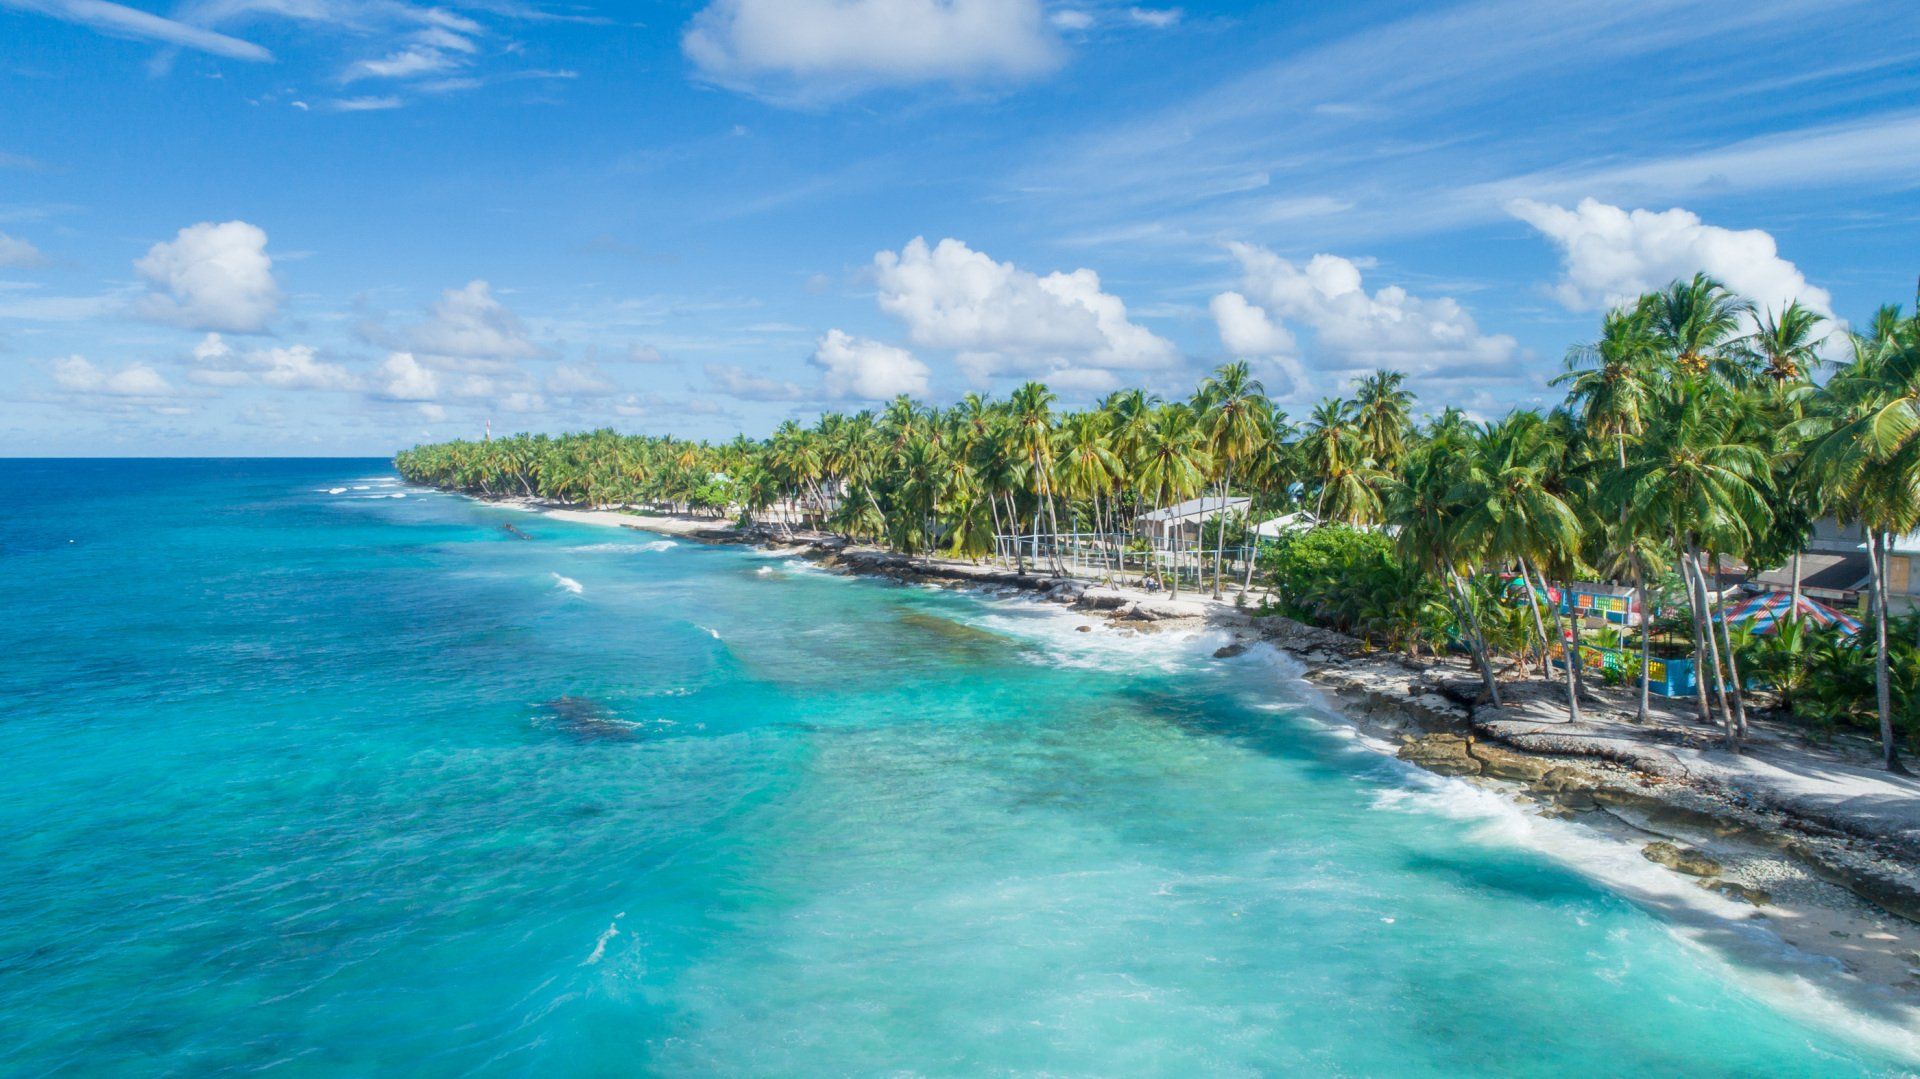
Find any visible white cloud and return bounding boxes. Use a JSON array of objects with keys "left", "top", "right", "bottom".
[
  {"left": 1216, "top": 242, "right": 1520, "bottom": 376},
  {"left": 52, "top": 355, "right": 174, "bottom": 396},
  {"left": 1127, "top": 7, "right": 1181, "bottom": 28},
  {"left": 873, "top": 236, "right": 1177, "bottom": 387},
  {"left": 343, "top": 44, "right": 458, "bottom": 81},
  {"left": 1209, "top": 291, "right": 1296, "bottom": 356},
  {"left": 811, "top": 329, "right": 929, "bottom": 399},
  {"left": 705, "top": 362, "right": 808, "bottom": 400},
  {"left": 0, "top": 231, "right": 44, "bottom": 268},
  {"left": 417, "top": 403, "right": 448, "bottom": 422},
  {"left": 329, "top": 95, "right": 404, "bottom": 112},
  {"left": 5, "top": 0, "right": 271, "bottom": 61},
  {"left": 1509, "top": 197, "right": 1834, "bottom": 316},
  {"left": 402, "top": 280, "right": 542, "bottom": 367},
  {"left": 1050, "top": 9, "right": 1092, "bottom": 30},
  {"left": 374, "top": 351, "right": 440, "bottom": 401},
  {"left": 545, "top": 362, "right": 615, "bottom": 396},
  {"left": 187, "top": 332, "right": 358, "bottom": 390},
  {"left": 133, "top": 220, "right": 281, "bottom": 333},
  {"left": 683, "top": 0, "right": 1062, "bottom": 101}
]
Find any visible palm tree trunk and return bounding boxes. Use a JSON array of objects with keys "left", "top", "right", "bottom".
[
  {"left": 1789, "top": 551, "right": 1803, "bottom": 612},
  {"left": 1516, "top": 558, "right": 1554, "bottom": 680},
  {"left": 1452, "top": 571, "right": 1503, "bottom": 707},
  {"left": 1566, "top": 589, "right": 1589, "bottom": 700},
  {"left": 1712, "top": 550, "right": 1749, "bottom": 742},
  {"left": 1679, "top": 542, "right": 1715, "bottom": 725},
  {"left": 1523, "top": 558, "right": 1581, "bottom": 723},
  {"left": 1635, "top": 563, "right": 1652, "bottom": 723},
  {"left": 1686, "top": 544, "right": 1738, "bottom": 750},
  {"left": 1867, "top": 531, "right": 1909, "bottom": 773},
  {"left": 1211, "top": 473, "right": 1230, "bottom": 598}
]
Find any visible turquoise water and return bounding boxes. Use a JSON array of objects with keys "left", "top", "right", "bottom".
[{"left": 1, "top": 459, "right": 1913, "bottom": 1076}]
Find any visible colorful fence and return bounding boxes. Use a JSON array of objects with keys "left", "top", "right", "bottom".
[{"left": 1550, "top": 641, "right": 1696, "bottom": 697}]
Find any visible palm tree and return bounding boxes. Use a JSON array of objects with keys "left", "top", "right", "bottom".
[
  {"left": 1741, "top": 301, "right": 1828, "bottom": 386},
  {"left": 1651, "top": 272, "right": 1752, "bottom": 378},
  {"left": 1388, "top": 428, "right": 1502, "bottom": 705},
  {"left": 1008, "top": 382, "right": 1064, "bottom": 573},
  {"left": 1134, "top": 406, "right": 1212, "bottom": 597},
  {"left": 1612, "top": 379, "right": 1773, "bottom": 750},
  {"left": 1799, "top": 321, "right": 1920, "bottom": 773},
  {"left": 1353, "top": 369, "right": 1414, "bottom": 471},
  {"left": 1458, "top": 412, "right": 1585, "bottom": 720},
  {"left": 1196, "top": 362, "right": 1272, "bottom": 597}
]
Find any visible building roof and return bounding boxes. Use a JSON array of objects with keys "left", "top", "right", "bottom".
[
  {"left": 1137, "top": 495, "right": 1251, "bottom": 523},
  {"left": 1752, "top": 553, "right": 1868, "bottom": 597}
]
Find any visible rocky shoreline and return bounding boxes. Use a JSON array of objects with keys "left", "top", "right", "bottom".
[{"left": 481, "top": 499, "right": 1920, "bottom": 1000}]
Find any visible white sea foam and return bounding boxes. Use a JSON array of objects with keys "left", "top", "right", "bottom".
[
  {"left": 697, "top": 624, "right": 721, "bottom": 640},
  {"left": 551, "top": 573, "right": 583, "bottom": 595},
  {"left": 755, "top": 566, "right": 774, "bottom": 576},
  {"left": 564, "top": 540, "right": 676, "bottom": 554},
  {"left": 582, "top": 912, "right": 624, "bottom": 966},
  {"left": 352, "top": 485, "right": 370, "bottom": 491},
  {"left": 1370, "top": 764, "right": 1920, "bottom": 1061},
  {"left": 325, "top": 487, "right": 347, "bottom": 495}
]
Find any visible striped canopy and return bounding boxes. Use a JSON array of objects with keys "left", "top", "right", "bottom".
[{"left": 1715, "top": 590, "right": 1862, "bottom": 636}]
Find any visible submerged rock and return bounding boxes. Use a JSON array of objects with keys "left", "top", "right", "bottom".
[
  {"left": 1642, "top": 841, "right": 1723, "bottom": 878},
  {"left": 539, "top": 696, "right": 642, "bottom": 743},
  {"left": 1213, "top": 642, "right": 1249, "bottom": 658}
]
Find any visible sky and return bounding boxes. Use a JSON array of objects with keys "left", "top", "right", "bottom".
[{"left": 2, "top": 0, "right": 1918, "bottom": 456}]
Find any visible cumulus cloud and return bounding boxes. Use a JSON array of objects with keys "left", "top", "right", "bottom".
[
  {"left": 874, "top": 236, "right": 1177, "bottom": 388},
  {"left": 52, "top": 355, "right": 174, "bottom": 396},
  {"left": 0, "top": 231, "right": 44, "bottom": 268},
  {"left": 133, "top": 220, "right": 281, "bottom": 333},
  {"left": 811, "top": 329, "right": 929, "bottom": 399},
  {"left": 1214, "top": 242, "right": 1520, "bottom": 378},
  {"left": 1209, "top": 291, "right": 1296, "bottom": 357},
  {"left": 705, "top": 362, "right": 808, "bottom": 401},
  {"left": 394, "top": 280, "right": 542, "bottom": 368},
  {"left": 188, "top": 332, "right": 358, "bottom": 390},
  {"left": 1127, "top": 7, "right": 1182, "bottom": 28},
  {"left": 373, "top": 351, "right": 440, "bottom": 401},
  {"left": 1509, "top": 197, "right": 1834, "bottom": 317},
  {"left": 683, "top": 0, "right": 1062, "bottom": 101},
  {"left": 545, "top": 362, "right": 615, "bottom": 397}
]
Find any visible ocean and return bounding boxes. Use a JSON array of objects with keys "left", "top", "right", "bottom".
[{"left": 0, "top": 458, "right": 1912, "bottom": 1075}]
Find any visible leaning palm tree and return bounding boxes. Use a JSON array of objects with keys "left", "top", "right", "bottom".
[
  {"left": 1798, "top": 320, "right": 1920, "bottom": 773},
  {"left": 1611, "top": 379, "right": 1773, "bottom": 750},
  {"left": 1196, "top": 362, "right": 1272, "bottom": 597},
  {"left": 1387, "top": 430, "right": 1502, "bottom": 705},
  {"left": 1458, "top": 412, "right": 1586, "bottom": 721}
]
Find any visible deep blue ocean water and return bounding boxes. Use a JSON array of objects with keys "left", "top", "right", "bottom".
[{"left": 1, "top": 458, "right": 1915, "bottom": 1076}]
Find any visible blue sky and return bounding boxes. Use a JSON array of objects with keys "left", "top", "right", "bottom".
[{"left": 2, "top": 0, "right": 1918, "bottom": 455}]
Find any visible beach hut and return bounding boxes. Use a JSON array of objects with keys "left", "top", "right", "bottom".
[
  {"left": 1252, "top": 511, "right": 1317, "bottom": 539},
  {"left": 1136, "top": 495, "right": 1251, "bottom": 542},
  {"left": 1715, "top": 590, "right": 1862, "bottom": 636}
]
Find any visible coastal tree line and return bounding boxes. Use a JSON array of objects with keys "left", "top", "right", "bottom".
[{"left": 396, "top": 276, "right": 1920, "bottom": 772}]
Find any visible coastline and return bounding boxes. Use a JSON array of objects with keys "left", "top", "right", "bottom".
[{"left": 484, "top": 495, "right": 1920, "bottom": 1011}]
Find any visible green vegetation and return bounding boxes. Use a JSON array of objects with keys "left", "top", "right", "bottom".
[{"left": 396, "top": 277, "right": 1920, "bottom": 771}]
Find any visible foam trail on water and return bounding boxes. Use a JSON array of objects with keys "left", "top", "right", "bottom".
[{"left": 551, "top": 573, "right": 583, "bottom": 595}]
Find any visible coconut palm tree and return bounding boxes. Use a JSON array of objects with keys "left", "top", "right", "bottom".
[
  {"left": 1134, "top": 405, "right": 1212, "bottom": 597},
  {"left": 1353, "top": 369, "right": 1414, "bottom": 471},
  {"left": 1651, "top": 272, "right": 1752, "bottom": 378},
  {"left": 1458, "top": 412, "right": 1586, "bottom": 720},
  {"left": 1196, "top": 362, "right": 1272, "bottom": 597},
  {"left": 1798, "top": 322, "right": 1920, "bottom": 773},
  {"left": 1388, "top": 428, "right": 1502, "bottom": 705},
  {"left": 1741, "top": 301, "right": 1828, "bottom": 386}
]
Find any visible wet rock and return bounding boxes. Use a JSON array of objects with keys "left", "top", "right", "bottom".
[
  {"left": 1642, "top": 841, "right": 1722, "bottom": 878},
  {"left": 1076, "top": 625, "right": 1093, "bottom": 633},
  {"left": 1472, "top": 744, "right": 1554, "bottom": 785},
  {"left": 1703, "top": 880, "right": 1771, "bottom": 906},
  {"left": 1213, "top": 642, "right": 1250, "bottom": 658},
  {"left": 1397, "top": 733, "right": 1481, "bottom": 776}
]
